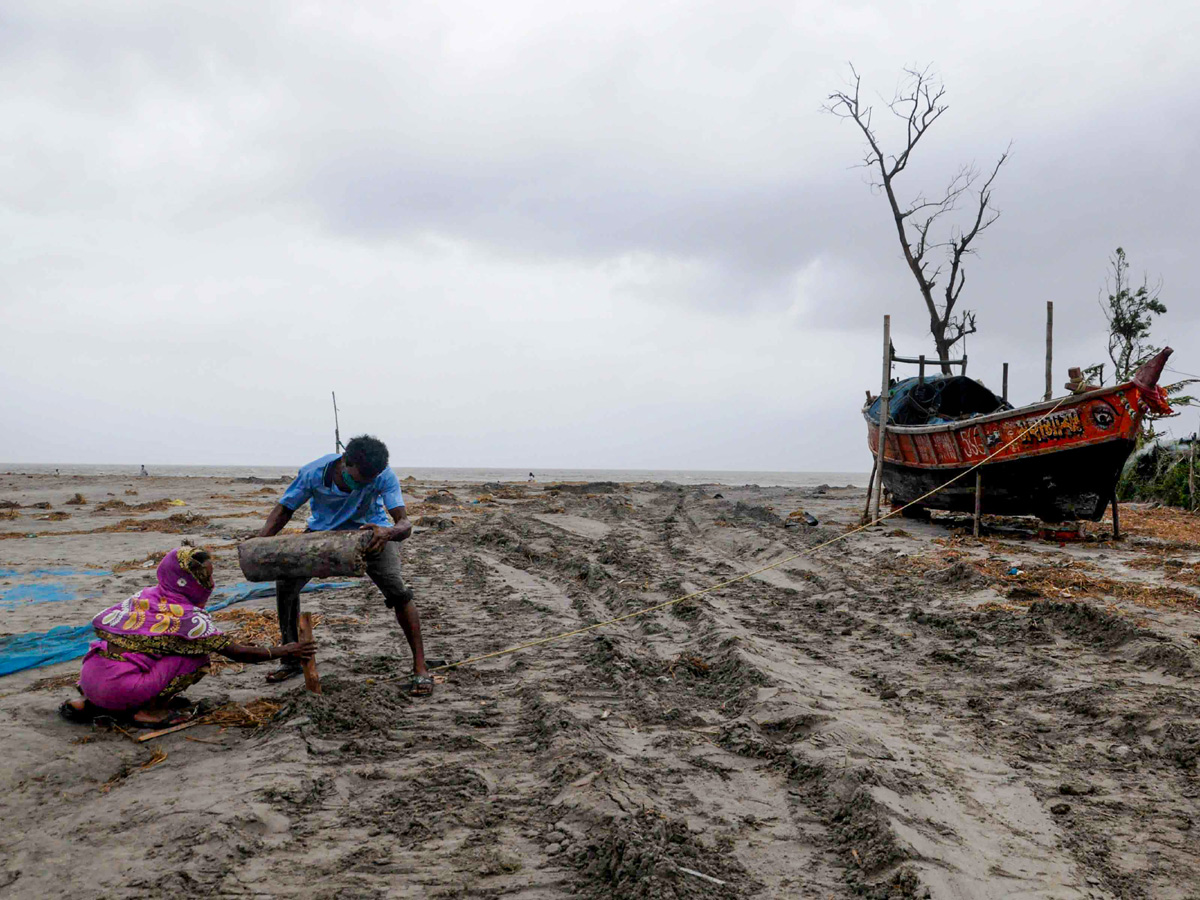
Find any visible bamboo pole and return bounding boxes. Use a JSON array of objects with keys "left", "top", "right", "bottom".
[
  {"left": 298, "top": 612, "right": 322, "bottom": 694},
  {"left": 1002, "top": 363, "right": 1009, "bottom": 403},
  {"left": 869, "top": 315, "right": 891, "bottom": 524},
  {"left": 1044, "top": 301, "right": 1054, "bottom": 401}
]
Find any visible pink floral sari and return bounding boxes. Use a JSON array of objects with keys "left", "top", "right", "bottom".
[{"left": 78, "top": 548, "right": 230, "bottom": 712}]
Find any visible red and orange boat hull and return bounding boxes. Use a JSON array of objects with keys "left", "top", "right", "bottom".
[{"left": 864, "top": 350, "right": 1171, "bottom": 522}]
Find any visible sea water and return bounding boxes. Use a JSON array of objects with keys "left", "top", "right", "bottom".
[{"left": 2, "top": 463, "right": 868, "bottom": 488}]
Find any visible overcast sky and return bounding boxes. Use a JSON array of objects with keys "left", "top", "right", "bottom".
[{"left": 2, "top": 0, "right": 1197, "bottom": 471}]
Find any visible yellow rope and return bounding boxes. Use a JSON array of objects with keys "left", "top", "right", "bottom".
[{"left": 408, "top": 395, "right": 1072, "bottom": 677}]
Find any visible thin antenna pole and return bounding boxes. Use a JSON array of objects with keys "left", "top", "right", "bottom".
[{"left": 332, "top": 391, "right": 344, "bottom": 453}]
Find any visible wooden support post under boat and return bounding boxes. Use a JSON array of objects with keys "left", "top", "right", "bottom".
[
  {"left": 869, "top": 315, "right": 891, "bottom": 524},
  {"left": 1111, "top": 491, "right": 1121, "bottom": 542},
  {"left": 298, "top": 612, "right": 322, "bottom": 694},
  {"left": 1190, "top": 438, "right": 1196, "bottom": 511},
  {"left": 1044, "top": 301, "right": 1054, "bottom": 401},
  {"left": 973, "top": 471, "right": 983, "bottom": 537},
  {"left": 1002, "top": 363, "right": 1009, "bottom": 403},
  {"left": 861, "top": 458, "right": 877, "bottom": 525}
]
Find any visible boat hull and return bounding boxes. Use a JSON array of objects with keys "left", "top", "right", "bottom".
[
  {"left": 881, "top": 437, "right": 1134, "bottom": 521},
  {"left": 865, "top": 381, "right": 1150, "bottom": 522}
]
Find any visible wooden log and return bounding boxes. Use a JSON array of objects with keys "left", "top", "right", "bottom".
[
  {"left": 298, "top": 612, "right": 321, "bottom": 694},
  {"left": 237, "top": 530, "right": 371, "bottom": 582}
]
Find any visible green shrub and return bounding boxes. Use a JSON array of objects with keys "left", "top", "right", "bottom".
[{"left": 1119, "top": 441, "right": 1197, "bottom": 508}]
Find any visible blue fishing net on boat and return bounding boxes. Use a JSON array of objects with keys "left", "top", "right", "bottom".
[
  {"left": 0, "top": 581, "right": 354, "bottom": 677},
  {"left": 866, "top": 374, "right": 1010, "bottom": 427}
]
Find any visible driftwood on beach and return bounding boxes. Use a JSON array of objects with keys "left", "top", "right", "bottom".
[{"left": 237, "top": 531, "right": 371, "bottom": 582}]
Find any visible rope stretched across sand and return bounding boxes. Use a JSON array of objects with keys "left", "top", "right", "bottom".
[{"left": 385, "top": 396, "right": 1073, "bottom": 679}]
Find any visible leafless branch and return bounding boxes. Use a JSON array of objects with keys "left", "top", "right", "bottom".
[
  {"left": 942, "top": 147, "right": 1009, "bottom": 324},
  {"left": 825, "top": 64, "right": 1009, "bottom": 372}
]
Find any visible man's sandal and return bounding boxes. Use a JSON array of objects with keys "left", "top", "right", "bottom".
[
  {"left": 408, "top": 673, "right": 434, "bottom": 697},
  {"left": 265, "top": 666, "right": 303, "bottom": 684},
  {"left": 59, "top": 700, "right": 99, "bottom": 724}
]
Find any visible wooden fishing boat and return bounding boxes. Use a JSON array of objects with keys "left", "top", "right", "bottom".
[{"left": 864, "top": 348, "right": 1174, "bottom": 522}]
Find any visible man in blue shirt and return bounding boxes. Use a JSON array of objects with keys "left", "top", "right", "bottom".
[{"left": 256, "top": 435, "right": 429, "bottom": 694}]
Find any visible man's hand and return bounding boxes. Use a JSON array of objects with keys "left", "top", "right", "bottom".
[{"left": 359, "top": 523, "right": 395, "bottom": 553}]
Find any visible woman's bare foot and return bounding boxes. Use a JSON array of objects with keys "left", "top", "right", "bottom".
[{"left": 130, "top": 706, "right": 173, "bottom": 725}]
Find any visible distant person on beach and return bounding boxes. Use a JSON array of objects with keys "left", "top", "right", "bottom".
[
  {"left": 528, "top": 472, "right": 535, "bottom": 482},
  {"left": 59, "top": 548, "right": 314, "bottom": 728},
  {"left": 139, "top": 465, "right": 148, "bottom": 477},
  {"left": 254, "top": 435, "right": 429, "bottom": 694}
]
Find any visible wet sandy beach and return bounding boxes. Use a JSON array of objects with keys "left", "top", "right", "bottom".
[{"left": 2, "top": 472, "right": 1199, "bottom": 898}]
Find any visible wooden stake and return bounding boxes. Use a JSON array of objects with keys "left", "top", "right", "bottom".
[
  {"left": 298, "top": 612, "right": 322, "bottom": 694},
  {"left": 869, "top": 315, "right": 891, "bottom": 524},
  {"left": 1002, "top": 363, "right": 1009, "bottom": 403},
  {"left": 1044, "top": 301, "right": 1054, "bottom": 402},
  {"left": 973, "top": 471, "right": 983, "bottom": 537},
  {"left": 1111, "top": 490, "right": 1121, "bottom": 541}
]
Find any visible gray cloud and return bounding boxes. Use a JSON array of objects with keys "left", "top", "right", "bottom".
[{"left": 2, "top": 0, "right": 1198, "bottom": 470}]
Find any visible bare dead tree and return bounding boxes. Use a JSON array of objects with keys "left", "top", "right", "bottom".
[{"left": 824, "top": 65, "right": 1010, "bottom": 373}]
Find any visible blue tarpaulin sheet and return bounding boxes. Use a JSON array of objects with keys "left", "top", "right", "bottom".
[
  {"left": 0, "top": 581, "right": 355, "bottom": 677},
  {"left": 0, "top": 567, "right": 113, "bottom": 610}
]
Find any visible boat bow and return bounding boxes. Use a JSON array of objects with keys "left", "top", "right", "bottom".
[{"left": 1132, "top": 347, "right": 1174, "bottom": 416}]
